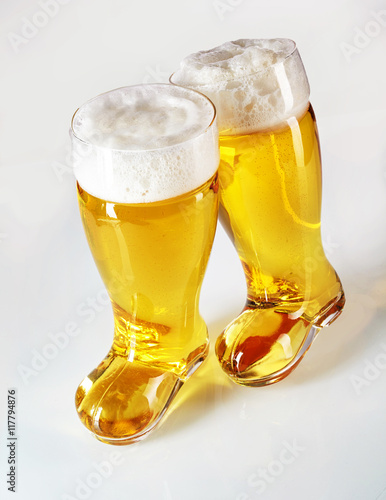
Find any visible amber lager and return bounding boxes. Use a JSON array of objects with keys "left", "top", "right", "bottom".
[
  {"left": 71, "top": 84, "right": 219, "bottom": 443},
  {"left": 171, "top": 39, "right": 345, "bottom": 386}
]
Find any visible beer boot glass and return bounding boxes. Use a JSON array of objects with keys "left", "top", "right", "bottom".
[
  {"left": 171, "top": 39, "right": 345, "bottom": 386},
  {"left": 70, "top": 84, "right": 219, "bottom": 443}
]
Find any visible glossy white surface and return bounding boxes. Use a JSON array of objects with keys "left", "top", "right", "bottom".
[{"left": 1, "top": 0, "right": 386, "bottom": 499}]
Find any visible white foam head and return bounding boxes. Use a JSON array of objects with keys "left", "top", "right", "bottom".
[
  {"left": 171, "top": 39, "right": 310, "bottom": 134},
  {"left": 71, "top": 84, "right": 219, "bottom": 203}
]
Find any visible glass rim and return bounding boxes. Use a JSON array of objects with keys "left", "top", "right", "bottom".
[
  {"left": 70, "top": 83, "right": 217, "bottom": 154},
  {"left": 169, "top": 38, "right": 298, "bottom": 87}
]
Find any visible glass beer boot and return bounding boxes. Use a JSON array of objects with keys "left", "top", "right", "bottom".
[
  {"left": 215, "top": 103, "right": 345, "bottom": 385},
  {"left": 71, "top": 84, "right": 219, "bottom": 443},
  {"left": 171, "top": 39, "right": 345, "bottom": 386}
]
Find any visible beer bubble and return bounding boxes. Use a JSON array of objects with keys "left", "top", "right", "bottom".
[
  {"left": 171, "top": 38, "right": 310, "bottom": 134},
  {"left": 71, "top": 84, "right": 218, "bottom": 203}
]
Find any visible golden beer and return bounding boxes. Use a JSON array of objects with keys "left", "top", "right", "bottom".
[
  {"left": 171, "top": 39, "right": 345, "bottom": 385},
  {"left": 216, "top": 105, "right": 344, "bottom": 383},
  {"left": 71, "top": 84, "right": 219, "bottom": 443},
  {"left": 76, "top": 175, "right": 218, "bottom": 441}
]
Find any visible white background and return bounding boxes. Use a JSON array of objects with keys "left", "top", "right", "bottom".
[{"left": 1, "top": 0, "right": 386, "bottom": 499}]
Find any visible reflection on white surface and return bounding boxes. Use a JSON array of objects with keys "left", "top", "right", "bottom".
[
  {"left": 1, "top": 151, "right": 386, "bottom": 499},
  {"left": 1, "top": 0, "right": 386, "bottom": 498}
]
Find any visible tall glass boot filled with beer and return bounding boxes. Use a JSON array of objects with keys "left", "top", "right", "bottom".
[
  {"left": 171, "top": 39, "right": 345, "bottom": 386},
  {"left": 70, "top": 84, "right": 219, "bottom": 443}
]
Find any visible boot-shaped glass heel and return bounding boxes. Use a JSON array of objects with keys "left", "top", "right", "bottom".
[
  {"left": 216, "top": 292, "right": 344, "bottom": 386},
  {"left": 76, "top": 307, "right": 209, "bottom": 444}
]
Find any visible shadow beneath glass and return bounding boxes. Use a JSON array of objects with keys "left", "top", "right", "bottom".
[
  {"left": 155, "top": 312, "right": 241, "bottom": 439},
  {"left": 150, "top": 277, "right": 386, "bottom": 441},
  {"left": 286, "top": 276, "right": 386, "bottom": 385}
]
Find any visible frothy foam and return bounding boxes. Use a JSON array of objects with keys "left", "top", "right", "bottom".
[
  {"left": 171, "top": 39, "right": 310, "bottom": 134},
  {"left": 71, "top": 84, "right": 219, "bottom": 203}
]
